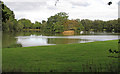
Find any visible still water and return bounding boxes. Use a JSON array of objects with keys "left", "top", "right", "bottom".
[{"left": 2, "top": 32, "right": 120, "bottom": 47}]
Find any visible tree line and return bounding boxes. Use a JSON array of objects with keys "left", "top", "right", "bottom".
[{"left": 1, "top": 1, "right": 120, "bottom": 33}]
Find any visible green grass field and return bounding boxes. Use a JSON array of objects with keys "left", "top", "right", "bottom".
[{"left": 2, "top": 40, "right": 119, "bottom": 72}]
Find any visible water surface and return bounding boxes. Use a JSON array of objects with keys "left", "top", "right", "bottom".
[{"left": 3, "top": 32, "right": 119, "bottom": 47}]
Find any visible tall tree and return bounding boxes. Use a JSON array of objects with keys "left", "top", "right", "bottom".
[
  {"left": 18, "top": 19, "right": 32, "bottom": 29},
  {"left": 47, "top": 12, "right": 68, "bottom": 33}
]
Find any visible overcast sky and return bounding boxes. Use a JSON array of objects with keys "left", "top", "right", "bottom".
[{"left": 2, "top": 0, "right": 119, "bottom": 23}]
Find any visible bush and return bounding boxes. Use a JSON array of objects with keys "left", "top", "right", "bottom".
[{"left": 7, "top": 44, "right": 22, "bottom": 48}]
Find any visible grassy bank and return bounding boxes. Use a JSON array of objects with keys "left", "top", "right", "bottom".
[{"left": 2, "top": 40, "right": 119, "bottom": 72}]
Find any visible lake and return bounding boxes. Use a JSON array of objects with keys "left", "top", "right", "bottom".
[{"left": 2, "top": 32, "right": 120, "bottom": 47}]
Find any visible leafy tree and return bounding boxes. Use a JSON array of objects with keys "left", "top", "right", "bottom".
[
  {"left": 15, "top": 20, "right": 24, "bottom": 31},
  {"left": 33, "top": 21, "right": 42, "bottom": 29},
  {"left": 42, "top": 20, "right": 46, "bottom": 24},
  {"left": 76, "top": 19, "right": 84, "bottom": 31},
  {"left": 1, "top": 1, "right": 15, "bottom": 32},
  {"left": 47, "top": 12, "right": 68, "bottom": 33},
  {"left": 54, "top": 22, "right": 64, "bottom": 33},
  {"left": 116, "top": 18, "right": 120, "bottom": 32},
  {"left": 63, "top": 19, "right": 84, "bottom": 33},
  {"left": 1, "top": 1, "right": 14, "bottom": 22},
  {"left": 92, "top": 20, "right": 104, "bottom": 32},
  {"left": 81, "top": 19, "right": 92, "bottom": 31},
  {"left": 18, "top": 19, "right": 32, "bottom": 29}
]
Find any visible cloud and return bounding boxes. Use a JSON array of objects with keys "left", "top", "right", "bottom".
[
  {"left": 1, "top": 0, "right": 49, "bottom": 2},
  {"left": 1, "top": 0, "right": 118, "bottom": 22},
  {"left": 119, "top": 1, "right": 120, "bottom": 18},
  {"left": 4, "top": 2, "right": 47, "bottom": 11},
  {"left": 118, "top": 1, "right": 120, "bottom": 6},
  {"left": 47, "top": 5, "right": 57, "bottom": 10},
  {"left": 70, "top": 1, "right": 90, "bottom": 7}
]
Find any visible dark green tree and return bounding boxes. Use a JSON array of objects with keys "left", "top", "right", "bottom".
[{"left": 47, "top": 12, "right": 68, "bottom": 33}]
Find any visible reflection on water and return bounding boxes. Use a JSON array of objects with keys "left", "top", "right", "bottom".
[
  {"left": 2, "top": 33, "right": 17, "bottom": 48},
  {"left": 17, "top": 35, "right": 55, "bottom": 47},
  {"left": 2, "top": 32, "right": 120, "bottom": 47},
  {"left": 48, "top": 38, "right": 89, "bottom": 44},
  {"left": 16, "top": 35, "right": 119, "bottom": 47}
]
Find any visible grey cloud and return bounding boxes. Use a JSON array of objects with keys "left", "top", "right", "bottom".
[
  {"left": 118, "top": 1, "right": 120, "bottom": 6},
  {"left": 70, "top": 1, "right": 90, "bottom": 7},
  {"left": 5, "top": 2, "right": 47, "bottom": 11},
  {"left": 2, "top": 0, "right": 49, "bottom": 2},
  {"left": 47, "top": 6, "right": 57, "bottom": 10},
  {"left": 118, "top": 1, "right": 120, "bottom": 18}
]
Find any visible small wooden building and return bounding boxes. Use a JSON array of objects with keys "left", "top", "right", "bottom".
[{"left": 63, "top": 30, "right": 75, "bottom": 35}]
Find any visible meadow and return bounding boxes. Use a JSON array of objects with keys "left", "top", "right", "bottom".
[{"left": 2, "top": 40, "right": 119, "bottom": 72}]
